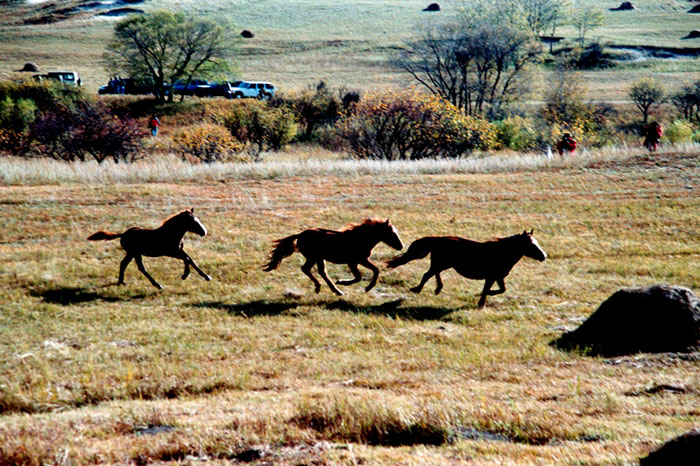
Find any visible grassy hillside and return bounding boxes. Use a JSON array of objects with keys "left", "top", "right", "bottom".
[
  {"left": 0, "top": 0, "right": 698, "bottom": 99},
  {"left": 1, "top": 147, "right": 699, "bottom": 464}
]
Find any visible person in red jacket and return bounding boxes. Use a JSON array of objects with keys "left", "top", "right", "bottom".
[
  {"left": 643, "top": 121, "right": 662, "bottom": 152},
  {"left": 556, "top": 133, "right": 577, "bottom": 156},
  {"left": 148, "top": 115, "right": 160, "bottom": 137}
]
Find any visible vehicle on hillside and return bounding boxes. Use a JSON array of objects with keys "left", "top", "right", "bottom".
[
  {"left": 33, "top": 71, "right": 81, "bottom": 86},
  {"left": 172, "top": 79, "right": 212, "bottom": 96},
  {"left": 98, "top": 77, "right": 154, "bottom": 95},
  {"left": 230, "top": 81, "right": 276, "bottom": 99},
  {"left": 194, "top": 81, "right": 243, "bottom": 98}
]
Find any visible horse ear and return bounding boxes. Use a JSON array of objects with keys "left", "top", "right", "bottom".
[
  {"left": 190, "top": 208, "right": 195, "bottom": 213},
  {"left": 529, "top": 229, "right": 534, "bottom": 235},
  {"left": 385, "top": 218, "right": 390, "bottom": 225}
]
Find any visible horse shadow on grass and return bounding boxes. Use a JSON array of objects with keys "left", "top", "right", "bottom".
[
  {"left": 31, "top": 286, "right": 147, "bottom": 305},
  {"left": 194, "top": 298, "right": 462, "bottom": 321}
]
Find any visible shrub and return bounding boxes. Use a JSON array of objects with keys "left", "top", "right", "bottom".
[
  {"left": 0, "top": 79, "right": 84, "bottom": 113},
  {"left": 0, "top": 96, "right": 37, "bottom": 153},
  {"left": 26, "top": 102, "right": 145, "bottom": 163},
  {"left": 284, "top": 82, "right": 340, "bottom": 141},
  {"left": 663, "top": 119, "right": 694, "bottom": 144},
  {"left": 173, "top": 124, "right": 245, "bottom": 163},
  {"left": 219, "top": 100, "right": 296, "bottom": 160},
  {"left": 493, "top": 116, "right": 538, "bottom": 151},
  {"left": 337, "top": 89, "right": 497, "bottom": 160}
]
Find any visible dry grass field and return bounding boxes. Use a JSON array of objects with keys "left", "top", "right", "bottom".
[
  {"left": 1, "top": 0, "right": 699, "bottom": 99},
  {"left": 1, "top": 146, "right": 699, "bottom": 464}
]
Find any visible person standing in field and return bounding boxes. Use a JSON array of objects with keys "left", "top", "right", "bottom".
[
  {"left": 643, "top": 121, "right": 663, "bottom": 152},
  {"left": 556, "top": 133, "right": 577, "bottom": 156},
  {"left": 148, "top": 115, "right": 160, "bottom": 137}
]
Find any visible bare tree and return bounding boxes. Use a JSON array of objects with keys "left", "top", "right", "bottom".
[
  {"left": 395, "top": 19, "right": 541, "bottom": 117},
  {"left": 571, "top": 4, "right": 604, "bottom": 47},
  {"left": 671, "top": 81, "right": 700, "bottom": 123}
]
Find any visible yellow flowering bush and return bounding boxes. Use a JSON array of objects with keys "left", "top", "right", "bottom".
[
  {"left": 173, "top": 124, "right": 245, "bottom": 163},
  {"left": 337, "top": 89, "right": 496, "bottom": 160}
]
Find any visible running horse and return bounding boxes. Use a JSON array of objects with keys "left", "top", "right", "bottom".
[
  {"left": 87, "top": 208, "right": 211, "bottom": 289},
  {"left": 263, "top": 219, "right": 404, "bottom": 295},
  {"left": 387, "top": 230, "right": 546, "bottom": 307}
]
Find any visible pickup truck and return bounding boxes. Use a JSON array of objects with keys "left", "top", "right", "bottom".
[{"left": 230, "top": 81, "right": 276, "bottom": 99}]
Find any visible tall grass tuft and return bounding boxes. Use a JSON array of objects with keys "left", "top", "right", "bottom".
[{"left": 291, "top": 395, "right": 455, "bottom": 446}]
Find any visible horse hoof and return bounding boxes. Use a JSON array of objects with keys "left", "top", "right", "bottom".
[
  {"left": 334, "top": 290, "right": 344, "bottom": 296},
  {"left": 410, "top": 287, "right": 421, "bottom": 293},
  {"left": 155, "top": 284, "right": 164, "bottom": 290},
  {"left": 204, "top": 275, "right": 212, "bottom": 281}
]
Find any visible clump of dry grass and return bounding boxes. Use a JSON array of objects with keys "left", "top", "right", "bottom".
[{"left": 292, "top": 394, "right": 455, "bottom": 446}]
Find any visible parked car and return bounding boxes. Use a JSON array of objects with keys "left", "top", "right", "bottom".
[
  {"left": 172, "top": 79, "right": 212, "bottom": 96},
  {"left": 230, "top": 81, "right": 276, "bottom": 99},
  {"left": 33, "top": 70, "right": 81, "bottom": 86},
  {"left": 195, "top": 81, "right": 243, "bottom": 98},
  {"left": 98, "top": 77, "right": 153, "bottom": 95}
]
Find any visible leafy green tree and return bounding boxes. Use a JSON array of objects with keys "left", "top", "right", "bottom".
[
  {"left": 571, "top": 4, "right": 604, "bottom": 47},
  {"left": 104, "top": 11, "right": 237, "bottom": 102},
  {"left": 629, "top": 78, "right": 665, "bottom": 124}
]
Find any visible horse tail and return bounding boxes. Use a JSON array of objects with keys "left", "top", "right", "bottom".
[
  {"left": 87, "top": 231, "right": 122, "bottom": 241},
  {"left": 263, "top": 234, "right": 299, "bottom": 271},
  {"left": 386, "top": 237, "right": 433, "bottom": 269}
]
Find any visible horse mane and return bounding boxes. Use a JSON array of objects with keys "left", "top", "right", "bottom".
[
  {"left": 341, "top": 218, "right": 386, "bottom": 232},
  {"left": 159, "top": 209, "right": 191, "bottom": 227}
]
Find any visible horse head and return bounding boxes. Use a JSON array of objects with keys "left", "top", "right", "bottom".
[
  {"left": 181, "top": 208, "right": 208, "bottom": 237},
  {"left": 521, "top": 229, "right": 546, "bottom": 262},
  {"left": 382, "top": 219, "right": 404, "bottom": 250}
]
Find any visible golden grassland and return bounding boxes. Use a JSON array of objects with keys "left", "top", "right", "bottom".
[{"left": 0, "top": 147, "right": 699, "bottom": 464}]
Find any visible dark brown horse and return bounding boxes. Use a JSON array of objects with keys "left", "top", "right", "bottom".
[
  {"left": 387, "top": 230, "right": 546, "bottom": 307},
  {"left": 263, "top": 219, "right": 404, "bottom": 295},
  {"left": 87, "top": 209, "right": 211, "bottom": 289}
]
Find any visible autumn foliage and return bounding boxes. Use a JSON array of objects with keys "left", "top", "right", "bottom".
[{"left": 337, "top": 90, "right": 497, "bottom": 160}]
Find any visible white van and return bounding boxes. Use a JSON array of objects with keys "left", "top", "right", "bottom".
[{"left": 46, "top": 71, "right": 81, "bottom": 86}]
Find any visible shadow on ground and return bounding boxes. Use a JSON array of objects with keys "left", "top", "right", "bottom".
[
  {"left": 31, "top": 286, "right": 146, "bottom": 305},
  {"left": 195, "top": 298, "right": 462, "bottom": 320}
]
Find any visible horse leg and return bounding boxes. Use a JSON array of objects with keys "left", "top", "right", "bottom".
[
  {"left": 478, "top": 279, "right": 495, "bottom": 307},
  {"left": 179, "top": 250, "right": 211, "bottom": 281},
  {"left": 317, "top": 260, "right": 343, "bottom": 296},
  {"left": 134, "top": 255, "right": 163, "bottom": 290},
  {"left": 182, "top": 259, "right": 191, "bottom": 280},
  {"left": 360, "top": 259, "right": 379, "bottom": 292},
  {"left": 488, "top": 278, "right": 506, "bottom": 296},
  {"left": 336, "top": 263, "right": 361, "bottom": 286},
  {"left": 434, "top": 272, "right": 443, "bottom": 295},
  {"left": 410, "top": 265, "right": 439, "bottom": 294},
  {"left": 118, "top": 254, "right": 133, "bottom": 285},
  {"left": 301, "top": 257, "right": 321, "bottom": 294}
]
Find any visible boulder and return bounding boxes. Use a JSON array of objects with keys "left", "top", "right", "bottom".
[
  {"left": 423, "top": 3, "right": 440, "bottom": 11},
  {"left": 611, "top": 2, "right": 635, "bottom": 10},
  {"left": 640, "top": 429, "right": 700, "bottom": 465},
  {"left": 683, "top": 30, "right": 700, "bottom": 39},
  {"left": 689, "top": 4, "right": 700, "bottom": 13},
  {"left": 17, "top": 62, "right": 39, "bottom": 72},
  {"left": 241, "top": 29, "right": 255, "bottom": 38},
  {"left": 551, "top": 285, "right": 700, "bottom": 356}
]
